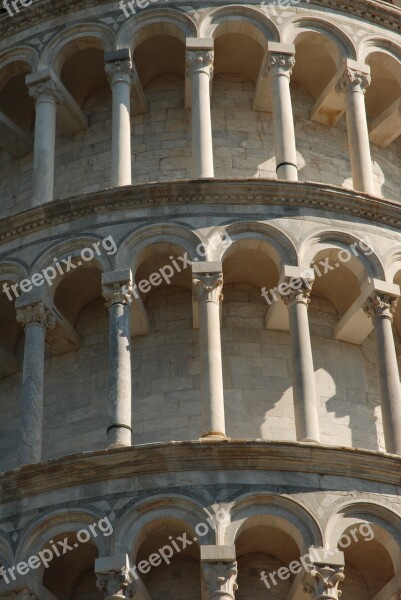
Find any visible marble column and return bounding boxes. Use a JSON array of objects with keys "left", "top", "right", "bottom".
[
  {"left": 186, "top": 40, "right": 215, "bottom": 178},
  {"left": 193, "top": 266, "right": 226, "bottom": 439},
  {"left": 105, "top": 51, "right": 136, "bottom": 188},
  {"left": 16, "top": 302, "right": 56, "bottom": 464},
  {"left": 102, "top": 270, "right": 133, "bottom": 448},
  {"left": 203, "top": 562, "right": 238, "bottom": 600},
  {"left": 267, "top": 42, "right": 298, "bottom": 182},
  {"left": 337, "top": 64, "right": 374, "bottom": 194},
  {"left": 27, "top": 75, "right": 63, "bottom": 206},
  {"left": 364, "top": 293, "right": 401, "bottom": 454},
  {"left": 282, "top": 280, "right": 320, "bottom": 443}
]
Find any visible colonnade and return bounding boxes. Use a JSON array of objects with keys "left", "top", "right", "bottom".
[
  {"left": 14, "top": 258, "right": 401, "bottom": 465},
  {"left": 23, "top": 39, "right": 377, "bottom": 206},
  {"left": 94, "top": 547, "right": 346, "bottom": 600}
]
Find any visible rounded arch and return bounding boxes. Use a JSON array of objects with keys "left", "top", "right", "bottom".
[
  {"left": 0, "top": 260, "right": 29, "bottom": 285},
  {"left": 360, "top": 38, "right": 401, "bottom": 65},
  {"left": 117, "top": 9, "right": 197, "bottom": 52},
  {"left": 15, "top": 509, "right": 110, "bottom": 568},
  {"left": 30, "top": 235, "right": 113, "bottom": 298},
  {"left": 200, "top": 5, "right": 279, "bottom": 44},
  {"left": 299, "top": 229, "right": 385, "bottom": 282},
  {"left": 116, "top": 223, "right": 204, "bottom": 273},
  {"left": 39, "top": 23, "right": 116, "bottom": 74},
  {"left": 384, "top": 245, "right": 401, "bottom": 283},
  {"left": 114, "top": 495, "right": 214, "bottom": 558},
  {"left": 219, "top": 221, "right": 298, "bottom": 272},
  {"left": 225, "top": 493, "right": 322, "bottom": 552},
  {"left": 283, "top": 16, "right": 357, "bottom": 63},
  {"left": 0, "top": 46, "right": 38, "bottom": 89},
  {"left": 325, "top": 500, "right": 401, "bottom": 572}
]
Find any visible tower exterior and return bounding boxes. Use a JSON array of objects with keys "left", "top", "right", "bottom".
[{"left": 1, "top": 0, "right": 401, "bottom": 599}]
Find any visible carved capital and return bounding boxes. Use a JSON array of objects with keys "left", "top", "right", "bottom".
[
  {"left": 102, "top": 282, "right": 133, "bottom": 308},
  {"left": 336, "top": 68, "right": 371, "bottom": 94},
  {"left": 304, "top": 564, "right": 345, "bottom": 600},
  {"left": 266, "top": 52, "right": 296, "bottom": 78},
  {"left": 28, "top": 79, "right": 64, "bottom": 104},
  {"left": 105, "top": 60, "right": 137, "bottom": 87},
  {"left": 96, "top": 567, "right": 133, "bottom": 599},
  {"left": 203, "top": 561, "right": 238, "bottom": 600},
  {"left": 193, "top": 272, "right": 223, "bottom": 304},
  {"left": 16, "top": 302, "right": 56, "bottom": 330},
  {"left": 282, "top": 280, "right": 313, "bottom": 306},
  {"left": 363, "top": 293, "right": 398, "bottom": 322},
  {"left": 186, "top": 50, "right": 214, "bottom": 79}
]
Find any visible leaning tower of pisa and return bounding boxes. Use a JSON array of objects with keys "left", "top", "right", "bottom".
[{"left": 1, "top": 0, "right": 401, "bottom": 597}]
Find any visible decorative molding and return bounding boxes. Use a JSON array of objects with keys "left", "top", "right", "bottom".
[
  {"left": 27, "top": 78, "right": 64, "bottom": 105},
  {"left": 1, "top": 441, "right": 401, "bottom": 504},
  {"left": 1, "top": 180, "right": 401, "bottom": 251}
]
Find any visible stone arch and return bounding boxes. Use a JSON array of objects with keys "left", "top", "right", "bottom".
[
  {"left": 15, "top": 509, "right": 110, "bottom": 569},
  {"left": 0, "top": 260, "right": 29, "bottom": 285},
  {"left": 200, "top": 5, "right": 279, "bottom": 44},
  {"left": 325, "top": 500, "right": 401, "bottom": 572},
  {"left": 114, "top": 495, "right": 214, "bottom": 558},
  {"left": 360, "top": 38, "right": 401, "bottom": 66},
  {"left": 225, "top": 492, "right": 322, "bottom": 552},
  {"left": 0, "top": 536, "right": 14, "bottom": 568},
  {"left": 219, "top": 221, "right": 298, "bottom": 272},
  {"left": 116, "top": 223, "right": 204, "bottom": 273},
  {"left": 30, "top": 235, "right": 114, "bottom": 299},
  {"left": 117, "top": 9, "right": 197, "bottom": 53},
  {"left": 0, "top": 46, "right": 38, "bottom": 89},
  {"left": 283, "top": 16, "right": 357, "bottom": 63},
  {"left": 299, "top": 228, "right": 384, "bottom": 282},
  {"left": 39, "top": 23, "right": 116, "bottom": 74}
]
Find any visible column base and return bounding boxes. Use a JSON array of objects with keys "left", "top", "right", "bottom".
[
  {"left": 107, "top": 442, "right": 131, "bottom": 450},
  {"left": 200, "top": 432, "right": 229, "bottom": 441}
]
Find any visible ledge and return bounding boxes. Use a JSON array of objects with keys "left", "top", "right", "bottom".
[
  {"left": 0, "top": 440, "right": 401, "bottom": 503},
  {"left": 0, "top": 179, "right": 400, "bottom": 248}
]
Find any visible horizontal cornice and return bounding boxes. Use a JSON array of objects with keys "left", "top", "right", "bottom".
[
  {"left": 0, "top": 440, "right": 400, "bottom": 504},
  {"left": 0, "top": 0, "right": 400, "bottom": 43},
  {"left": 0, "top": 179, "right": 400, "bottom": 248}
]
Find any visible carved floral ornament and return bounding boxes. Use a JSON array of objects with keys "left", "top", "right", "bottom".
[
  {"left": 265, "top": 52, "right": 296, "bottom": 78},
  {"left": 186, "top": 50, "right": 214, "bottom": 78},
  {"left": 102, "top": 281, "right": 134, "bottom": 308},
  {"left": 96, "top": 568, "right": 137, "bottom": 599},
  {"left": 192, "top": 272, "right": 223, "bottom": 304},
  {"left": 304, "top": 564, "right": 345, "bottom": 600},
  {"left": 203, "top": 561, "right": 238, "bottom": 600},
  {"left": 16, "top": 302, "right": 56, "bottom": 329},
  {"left": 28, "top": 79, "right": 65, "bottom": 105},
  {"left": 105, "top": 60, "right": 138, "bottom": 87},
  {"left": 335, "top": 68, "right": 371, "bottom": 94},
  {"left": 363, "top": 293, "right": 398, "bottom": 321}
]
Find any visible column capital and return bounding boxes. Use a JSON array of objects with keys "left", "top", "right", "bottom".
[
  {"left": 186, "top": 39, "right": 214, "bottom": 78},
  {"left": 336, "top": 60, "right": 371, "bottom": 94},
  {"left": 96, "top": 554, "right": 136, "bottom": 600},
  {"left": 26, "top": 71, "right": 64, "bottom": 105},
  {"left": 193, "top": 271, "right": 223, "bottom": 304},
  {"left": 304, "top": 549, "right": 345, "bottom": 600},
  {"left": 363, "top": 292, "right": 398, "bottom": 322},
  {"left": 16, "top": 302, "right": 56, "bottom": 330},
  {"left": 105, "top": 57, "right": 137, "bottom": 88},
  {"left": 266, "top": 42, "right": 296, "bottom": 78},
  {"left": 102, "top": 270, "right": 133, "bottom": 308},
  {"left": 203, "top": 561, "right": 238, "bottom": 600}
]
